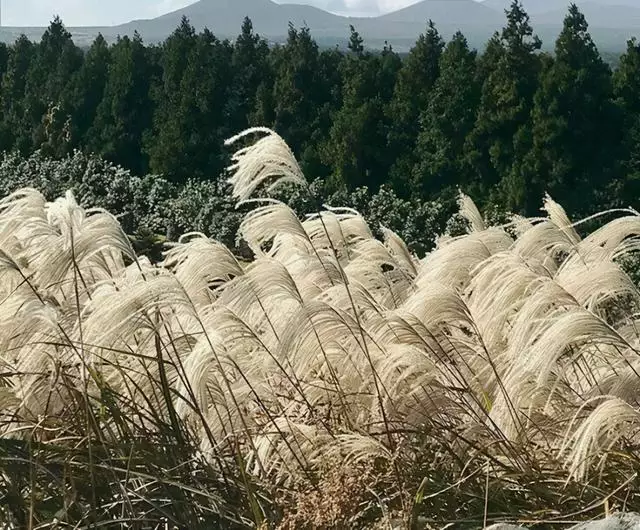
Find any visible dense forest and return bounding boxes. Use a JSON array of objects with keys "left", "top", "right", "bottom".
[{"left": 1, "top": 1, "right": 640, "bottom": 249}]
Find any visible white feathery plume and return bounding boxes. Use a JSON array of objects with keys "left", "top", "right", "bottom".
[
  {"left": 302, "top": 207, "right": 373, "bottom": 262},
  {"left": 466, "top": 252, "right": 549, "bottom": 353},
  {"left": 582, "top": 214, "right": 640, "bottom": 254},
  {"left": 380, "top": 226, "right": 418, "bottom": 277},
  {"left": 458, "top": 193, "right": 486, "bottom": 233},
  {"left": 510, "top": 213, "right": 534, "bottom": 237},
  {"left": 82, "top": 271, "right": 195, "bottom": 356},
  {"left": 555, "top": 258, "right": 639, "bottom": 314},
  {"left": 8, "top": 172, "right": 640, "bottom": 491},
  {"left": 561, "top": 397, "right": 640, "bottom": 481},
  {"left": 237, "top": 199, "right": 309, "bottom": 257},
  {"left": 162, "top": 233, "right": 243, "bottom": 307},
  {"left": 225, "top": 127, "right": 307, "bottom": 201},
  {"left": 416, "top": 229, "right": 512, "bottom": 290},
  {"left": 315, "top": 433, "right": 393, "bottom": 467},
  {"left": 543, "top": 194, "right": 581, "bottom": 246}
]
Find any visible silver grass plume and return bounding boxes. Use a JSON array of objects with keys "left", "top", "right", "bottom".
[{"left": 225, "top": 127, "right": 307, "bottom": 201}]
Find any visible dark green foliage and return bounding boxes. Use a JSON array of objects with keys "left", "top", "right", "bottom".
[
  {"left": 87, "top": 33, "right": 154, "bottom": 175},
  {"left": 24, "top": 17, "right": 84, "bottom": 157},
  {"left": 614, "top": 38, "right": 640, "bottom": 208},
  {"left": 229, "top": 17, "right": 271, "bottom": 133},
  {"left": 0, "top": 36, "right": 35, "bottom": 153},
  {"left": 413, "top": 32, "right": 480, "bottom": 200},
  {"left": 322, "top": 31, "right": 401, "bottom": 191},
  {"left": 0, "top": 43, "right": 7, "bottom": 77},
  {"left": 465, "top": 1, "right": 542, "bottom": 211},
  {"left": 269, "top": 25, "right": 329, "bottom": 160},
  {"left": 525, "top": 4, "right": 621, "bottom": 215},
  {"left": 70, "top": 34, "right": 112, "bottom": 148},
  {"left": 0, "top": 6, "right": 640, "bottom": 226},
  {"left": 348, "top": 25, "right": 364, "bottom": 55},
  {"left": 387, "top": 21, "right": 444, "bottom": 193},
  {"left": 147, "top": 20, "right": 233, "bottom": 181}
]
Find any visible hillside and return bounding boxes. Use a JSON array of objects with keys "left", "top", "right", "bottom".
[{"left": 114, "top": 0, "right": 352, "bottom": 40}]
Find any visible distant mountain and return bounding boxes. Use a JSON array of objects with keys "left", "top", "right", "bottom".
[
  {"left": 106, "top": 0, "right": 507, "bottom": 49},
  {"left": 114, "top": 0, "right": 502, "bottom": 41},
  {"left": 1, "top": 0, "right": 639, "bottom": 52},
  {"left": 114, "top": 0, "right": 352, "bottom": 40},
  {"left": 378, "top": 0, "right": 500, "bottom": 25}
]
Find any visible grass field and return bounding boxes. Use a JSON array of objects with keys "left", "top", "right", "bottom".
[{"left": 1, "top": 128, "right": 640, "bottom": 528}]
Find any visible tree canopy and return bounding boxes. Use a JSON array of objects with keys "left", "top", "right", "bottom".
[{"left": 0, "top": 2, "right": 639, "bottom": 220}]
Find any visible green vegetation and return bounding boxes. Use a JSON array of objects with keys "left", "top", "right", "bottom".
[
  {"left": 5, "top": 2, "right": 640, "bottom": 528},
  {"left": 1, "top": 3, "right": 640, "bottom": 230},
  {"left": 2, "top": 130, "right": 640, "bottom": 528}
]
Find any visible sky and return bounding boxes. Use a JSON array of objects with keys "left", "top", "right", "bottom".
[
  {"left": 0, "top": 0, "right": 447, "bottom": 26},
  {"left": 2, "top": 0, "right": 194, "bottom": 26}
]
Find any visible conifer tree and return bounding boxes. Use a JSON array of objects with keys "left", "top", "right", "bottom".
[
  {"left": 613, "top": 38, "right": 640, "bottom": 205},
  {"left": 525, "top": 4, "right": 620, "bottom": 214},
  {"left": 22, "top": 17, "right": 83, "bottom": 155},
  {"left": 71, "top": 34, "right": 111, "bottom": 147},
  {"left": 348, "top": 25, "right": 364, "bottom": 55},
  {"left": 465, "top": 1, "right": 541, "bottom": 206},
  {"left": 0, "top": 42, "right": 8, "bottom": 79},
  {"left": 88, "top": 32, "right": 154, "bottom": 175},
  {"left": 270, "top": 23, "right": 337, "bottom": 171},
  {"left": 413, "top": 32, "right": 480, "bottom": 199},
  {"left": 323, "top": 29, "right": 401, "bottom": 191},
  {"left": 387, "top": 21, "right": 444, "bottom": 193},
  {"left": 146, "top": 17, "right": 198, "bottom": 180},
  {"left": 152, "top": 28, "right": 233, "bottom": 181},
  {"left": 0, "top": 36, "right": 35, "bottom": 153},
  {"left": 229, "top": 17, "right": 270, "bottom": 132}
]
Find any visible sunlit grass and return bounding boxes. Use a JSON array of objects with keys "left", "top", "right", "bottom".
[{"left": 1, "top": 130, "right": 640, "bottom": 528}]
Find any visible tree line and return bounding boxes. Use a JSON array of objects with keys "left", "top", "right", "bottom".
[{"left": 1, "top": 1, "right": 640, "bottom": 220}]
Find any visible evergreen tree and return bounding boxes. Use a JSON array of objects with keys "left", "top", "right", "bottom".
[
  {"left": 149, "top": 27, "right": 233, "bottom": 181},
  {"left": 228, "top": 17, "right": 270, "bottom": 132},
  {"left": 269, "top": 24, "right": 335, "bottom": 169},
  {"left": 413, "top": 32, "right": 480, "bottom": 199},
  {"left": 88, "top": 33, "right": 154, "bottom": 175},
  {"left": 387, "top": 21, "right": 444, "bottom": 193},
  {"left": 146, "top": 17, "right": 198, "bottom": 180},
  {"left": 465, "top": 1, "right": 541, "bottom": 207},
  {"left": 0, "top": 36, "right": 35, "bottom": 153},
  {"left": 323, "top": 30, "right": 401, "bottom": 191},
  {"left": 300, "top": 45, "right": 343, "bottom": 181},
  {"left": 614, "top": 38, "right": 640, "bottom": 205},
  {"left": 71, "top": 34, "right": 111, "bottom": 148},
  {"left": 348, "top": 25, "right": 364, "bottom": 55},
  {"left": 0, "top": 42, "right": 8, "bottom": 78},
  {"left": 525, "top": 4, "right": 620, "bottom": 214},
  {"left": 20, "top": 18, "right": 83, "bottom": 155}
]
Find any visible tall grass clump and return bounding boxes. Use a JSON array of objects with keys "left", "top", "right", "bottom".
[{"left": 2, "top": 128, "right": 640, "bottom": 528}]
